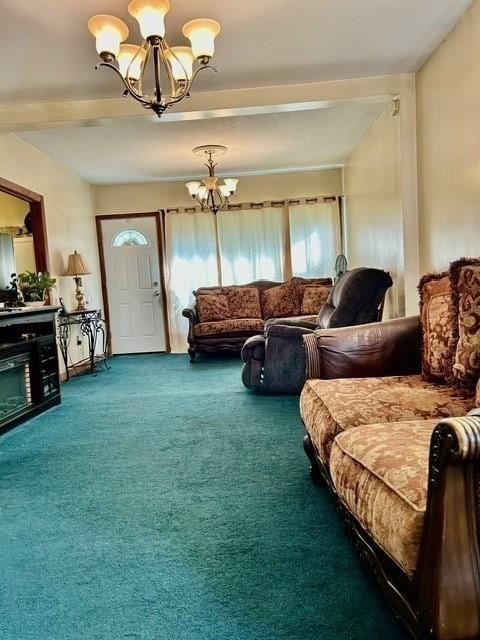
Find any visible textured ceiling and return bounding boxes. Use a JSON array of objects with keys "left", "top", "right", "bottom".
[
  {"left": 18, "top": 102, "right": 388, "bottom": 184},
  {"left": 0, "top": 0, "right": 471, "bottom": 103}
]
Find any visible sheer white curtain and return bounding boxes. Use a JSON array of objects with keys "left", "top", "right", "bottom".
[
  {"left": 164, "top": 212, "right": 219, "bottom": 352},
  {"left": 217, "top": 207, "right": 288, "bottom": 284},
  {"left": 289, "top": 202, "right": 341, "bottom": 278}
]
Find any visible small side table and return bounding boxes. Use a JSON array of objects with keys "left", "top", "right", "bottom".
[{"left": 57, "top": 309, "right": 110, "bottom": 381}]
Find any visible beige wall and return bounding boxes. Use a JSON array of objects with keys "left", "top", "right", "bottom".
[
  {"left": 416, "top": 1, "right": 480, "bottom": 273},
  {"left": 343, "top": 107, "right": 404, "bottom": 318},
  {"left": 94, "top": 168, "right": 342, "bottom": 214},
  {"left": 0, "top": 133, "right": 101, "bottom": 366}
]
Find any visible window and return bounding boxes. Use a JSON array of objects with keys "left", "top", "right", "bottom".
[{"left": 112, "top": 229, "right": 149, "bottom": 247}]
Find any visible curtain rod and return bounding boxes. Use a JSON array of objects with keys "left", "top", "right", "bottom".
[{"left": 164, "top": 195, "right": 339, "bottom": 215}]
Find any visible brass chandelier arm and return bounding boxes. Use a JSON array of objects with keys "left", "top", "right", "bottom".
[
  {"left": 193, "top": 187, "right": 228, "bottom": 215},
  {"left": 96, "top": 56, "right": 217, "bottom": 114},
  {"left": 165, "top": 64, "right": 217, "bottom": 107},
  {"left": 160, "top": 38, "right": 180, "bottom": 101},
  {"left": 96, "top": 62, "right": 154, "bottom": 108}
]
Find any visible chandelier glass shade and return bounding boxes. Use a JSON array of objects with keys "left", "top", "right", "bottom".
[
  {"left": 185, "top": 146, "right": 239, "bottom": 215},
  {"left": 88, "top": 1, "right": 221, "bottom": 118}
]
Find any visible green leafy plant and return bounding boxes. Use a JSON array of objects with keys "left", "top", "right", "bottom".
[{"left": 17, "top": 271, "right": 56, "bottom": 302}]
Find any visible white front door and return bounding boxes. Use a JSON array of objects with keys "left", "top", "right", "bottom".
[{"left": 101, "top": 216, "right": 167, "bottom": 354}]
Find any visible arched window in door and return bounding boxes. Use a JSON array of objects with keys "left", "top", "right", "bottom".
[{"left": 111, "top": 229, "right": 150, "bottom": 247}]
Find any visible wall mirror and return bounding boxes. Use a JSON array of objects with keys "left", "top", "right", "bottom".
[{"left": 0, "top": 177, "right": 49, "bottom": 301}]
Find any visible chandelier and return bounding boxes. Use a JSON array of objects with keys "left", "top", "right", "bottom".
[
  {"left": 88, "top": 1, "right": 221, "bottom": 118},
  {"left": 185, "top": 146, "right": 239, "bottom": 215}
]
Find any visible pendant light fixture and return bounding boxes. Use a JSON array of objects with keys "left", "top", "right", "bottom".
[
  {"left": 185, "top": 146, "right": 239, "bottom": 215},
  {"left": 88, "top": 1, "right": 221, "bottom": 118}
]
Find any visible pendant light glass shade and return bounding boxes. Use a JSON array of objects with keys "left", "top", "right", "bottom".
[
  {"left": 223, "top": 178, "right": 238, "bottom": 192},
  {"left": 88, "top": 14, "right": 129, "bottom": 58},
  {"left": 128, "top": 0, "right": 170, "bottom": 39},
  {"left": 218, "top": 184, "right": 231, "bottom": 197},
  {"left": 165, "top": 46, "right": 195, "bottom": 81},
  {"left": 118, "top": 44, "right": 147, "bottom": 79},
  {"left": 198, "top": 186, "right": 208, "bottom": 200},
  {"left": 186, "top": 181, "right": 201, "bottom": 197},
  {"left": 182, "top": 19, "right": 221, "bottom": 59}
]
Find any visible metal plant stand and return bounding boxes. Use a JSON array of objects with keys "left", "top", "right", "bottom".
[{"left": 57, "top": 309, "right": 109, "bottom": 381}]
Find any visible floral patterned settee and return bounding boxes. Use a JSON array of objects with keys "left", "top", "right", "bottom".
[
  {"left": 300, "top": 257, "right": 480, "bottom": 640},
  {"left": 182, "top": 277, "right": 332, "bottom": 362}
]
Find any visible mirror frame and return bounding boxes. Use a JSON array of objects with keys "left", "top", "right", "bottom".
[{"left": 0, "top": 176, "right": 49, "bottom": 276}]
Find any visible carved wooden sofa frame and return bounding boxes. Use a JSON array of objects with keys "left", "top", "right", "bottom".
[
  {"left": 304, "top": 416, "right": 480, "bottom": 640},
  {"left": 300, "top": 318, "right": 480, "bottom": 639}
]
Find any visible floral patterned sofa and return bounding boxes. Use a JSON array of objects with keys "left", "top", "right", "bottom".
[
  {"left": 300, "top": 257, "right": 480, "bottom": 640},
  {"left": 182, "top": 277, "right": 332, "bottom": 361}
]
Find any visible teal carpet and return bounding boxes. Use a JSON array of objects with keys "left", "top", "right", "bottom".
[{"left": 0, "top": 354, "right": 406, "bottom": 639}]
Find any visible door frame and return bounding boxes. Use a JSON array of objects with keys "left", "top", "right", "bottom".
[
  {"left": 0, "top": 175, "right": 49, "bottom": 274},
  {"left": 95, "top": 211, "right": 170, "bottom": 354}
]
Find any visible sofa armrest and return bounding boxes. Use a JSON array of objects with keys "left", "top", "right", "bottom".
[
  {"left": 416, "top": 414, "right": 480, "bottom": 638},
  {"left": 182, "top": 306, "right": 198, "bottom": 324},
  {"left": 304, "top": 315, "right": 421, "bottom": 380}
]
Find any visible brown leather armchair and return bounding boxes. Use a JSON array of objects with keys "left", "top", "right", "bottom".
[
  {"left": 242, "top": 268, "right": 393, "bottom": 393},
  {"left": 303, "top": 315, "right": 422, "bottom": 381}
]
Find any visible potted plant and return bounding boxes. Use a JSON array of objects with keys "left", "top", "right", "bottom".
[{"left": 16, "top": 271, "right": 56, "bottom": 307}]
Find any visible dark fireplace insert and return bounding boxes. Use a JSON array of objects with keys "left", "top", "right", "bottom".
[{"left": 0, "top": 352, "right": 33, "bottom": 422}]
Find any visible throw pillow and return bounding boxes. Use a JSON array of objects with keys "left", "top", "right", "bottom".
[
  {"left": 227, "top": 287, "right": 262, "bottom": 319},
  {"left": 261, "top": 281, "right": 301, "bottom": 319},
  {"left": 448, "top": 257, "right": 480, "bottom": 388},
  {"left": 418, "top": 272, "right": 453, "bottom": 382},
  {"left": 197, "top": 293, "right": 230, "bottom": 323},
  {"left": 301, "top": 285, "right": 332, "bottom": 315},
  {"left": 291, "top": 276, "right": 333, "bottom": 299}
]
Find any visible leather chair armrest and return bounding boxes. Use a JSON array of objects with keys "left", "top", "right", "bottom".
[
  {"left": 312, "top": 315, "right": 422, "bottom": 379},
  {"left": 241, "top": 334, "right": 266, "bottom": 363},
  {"left": 182, "top": 306, "right": 198, "bottom": 324}
]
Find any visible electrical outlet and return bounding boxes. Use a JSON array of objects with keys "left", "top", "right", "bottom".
[{"left": 76, "top": 337, "right": 82, "bottom": 346}]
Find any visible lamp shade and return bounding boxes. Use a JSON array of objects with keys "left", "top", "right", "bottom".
[
  {"left": 165, "top": 46, "right": 194, "bottom": 81},
  {"left": 182, "top": 19, "right": 221, "bottom": 60},
  {"left": 128, "top": 0, "right": 170, "bottom": 39},
  {"left": 118, "top": 44, "right": 147, "bottom": 80},
  {"left": 64, "top": 251, "right": 91, "bottom": 277},
  {"left": 88, "top": 14, "right": 129, "bottom": 59}
]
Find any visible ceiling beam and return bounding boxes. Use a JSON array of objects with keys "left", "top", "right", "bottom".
[{"left": 0, "top": 74, "right": 406, "bottom": 132}]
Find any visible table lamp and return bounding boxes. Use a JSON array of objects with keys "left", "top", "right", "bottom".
[{"left": 64, "top": 251, "right": 91, "bottom": 311}]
